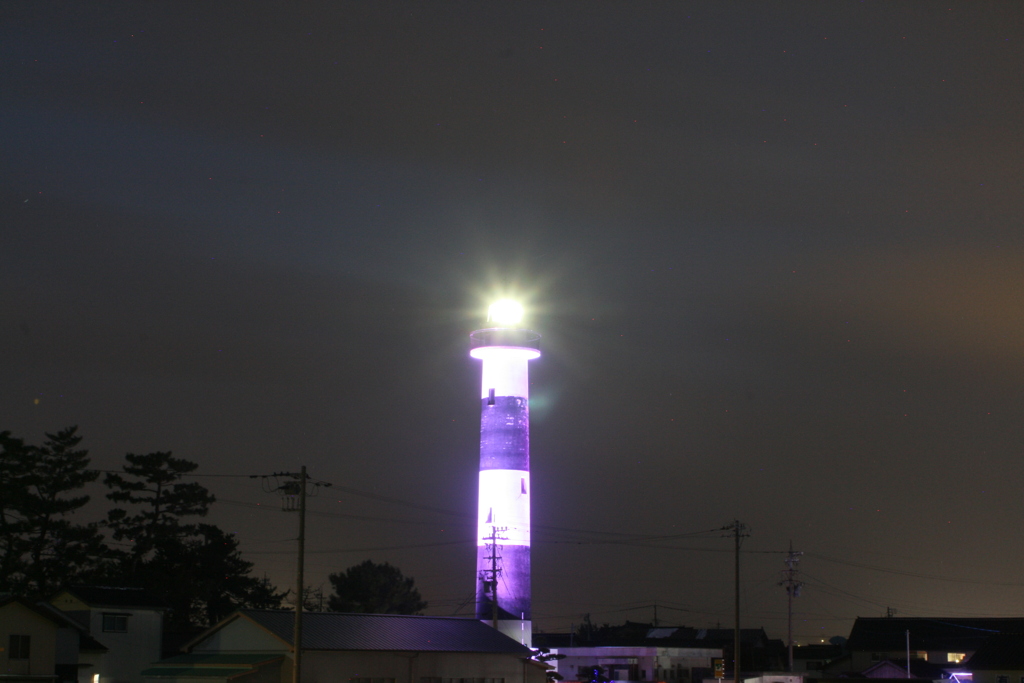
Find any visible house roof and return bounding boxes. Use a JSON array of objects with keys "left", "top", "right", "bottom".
[
  {"left": 848, "top": 618, "right": 1024, "bottom": 653},
  {"left": 0, "top": 595, "right": 111, "bottom": 652},
  {"left": 199, "top": 610, "right": 532, "bottom": 654},
  {"left": 142, "top": 669, "right": 254, "bottom": 679},
  {"left": 155, "top": 655, "right": 283, "bottom": 666},
  {"left": 966, "top": 634, "right": 1024, "bottom": 671},
  {"left": 141, "top": 653, "right": 284, "bottom": 680},
  {"left": 862, "top": 658, "right": 952, "bottom": 679},
  {"left": 59, "top": 585, "right": 166, "bottom": 609},
  {"left": 1, "top": 595, "right": 93, "bottom": 631}
]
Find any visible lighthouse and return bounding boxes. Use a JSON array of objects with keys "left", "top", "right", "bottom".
[{"left": 470, "top": 300, "right": 540, "bottom": 646}]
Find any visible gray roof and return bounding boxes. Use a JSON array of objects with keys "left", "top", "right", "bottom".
[
  {"left": 848, "top": 617, "right": 1024, "bottom": 652},
  {"left": 238, "top": 610, "right": 532, "bottom": 654},
  {"left": 60, "top": 585, "right": 166, "bottom": 609},
  {"left": 967, "top": 634, "right": 1024, "bottom": 671}
]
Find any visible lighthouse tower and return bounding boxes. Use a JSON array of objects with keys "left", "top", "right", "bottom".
[{"left": 470, "top": 300, "right": 540, "bottom": 646}]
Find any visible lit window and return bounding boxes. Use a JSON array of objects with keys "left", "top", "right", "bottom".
[
  {"left": 947, "top": 653, "right": 966, "bottom": 664},
  {"left": 9, "top": 634, "right": 30, "bottom": 659},
  {"left": 913, "top": 651, "right": 928, "bottom": 661},
  {"left": 102, "top": 613, "right": 129, "bottom": 632}
]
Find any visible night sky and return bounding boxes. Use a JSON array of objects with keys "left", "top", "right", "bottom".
[{"left": 3, "top": 3, "right": 1024, "bottom": 644}]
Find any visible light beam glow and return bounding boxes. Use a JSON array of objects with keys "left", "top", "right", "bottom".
[{"left": 488, "top": 299, "right": 524, "bottom": 326}]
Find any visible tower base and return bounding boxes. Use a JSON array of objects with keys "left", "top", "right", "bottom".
[{"left": 485, "top": 618, "right": 532, "bottom": 648}]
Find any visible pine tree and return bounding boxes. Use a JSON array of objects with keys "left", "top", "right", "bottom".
[
  {"left": 104, "top": 451, "right": 216, "bottom": 567},
  {"left": 0, "top": 427, "right": 109, "bottom": 596},
  {"left": 327, "top": 560, "right": 427, "bottom": 614},
  {"left": 0, "top": 431, "right": 32, "bottom": 591},
  {"left": 104, "top": 452, "right": 281, "bottom": 628}
]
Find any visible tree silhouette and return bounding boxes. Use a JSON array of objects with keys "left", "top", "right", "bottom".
[
  {"left": 0, "top": 427, "right": 108, "bottom": 596},
  {"left": 104, "top": 451, "right": 215, "bottom": 566},
  {"left": 327, "top": 560, "right": 426, "bottom": 614},
  {"left": 104, "top": 450, "right": 280, "bottom": 628}
]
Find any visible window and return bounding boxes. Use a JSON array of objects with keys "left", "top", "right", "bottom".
[
  {"left": 947, "top": 653, "right": 966, "bottom": 664},
  {"left": 996, "top": 676, "right": 1008, "bottom": 683},
  {"left": 102, "top": 613, "right": 129, "bottom": 633},
  {"left": 9, "top": 634, "right": 30, "bottom": 659}
]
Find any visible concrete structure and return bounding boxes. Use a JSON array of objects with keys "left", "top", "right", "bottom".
[
  {"left": 470, "top": 303, "right": 540, "bottom": 646},
  {"left": 49, "top": 587, "right": 164, "bottom": 683},
  {"left": 141, "top": 610, "right": 548, "bottom": 683},
  {"left": 0, "top": 595, "right": 106, "bottom": 683},
  {"left": 551, "top": 645, "right": 721, "bottom": 683}
]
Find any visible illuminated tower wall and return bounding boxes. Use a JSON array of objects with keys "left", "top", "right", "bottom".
[{"left": 470, "top": 325, "right": 540, "bottom": 646}]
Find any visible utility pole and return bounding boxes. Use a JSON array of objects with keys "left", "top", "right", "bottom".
[
  {"left": 294, "top": 465, "right": 306, "bottom": 683},
  {"left": 722, "top": 520, "right": 749, "bottom": 683},
  {"left": 252, "top": 468, "right": 331, "bottom": 683},
  {"left": 906, "top": 630, "right": 911, "bottom": 679},
  {"left": 479, "top": 526, "right": 507, "bottom": 629},
  {"left": 778, "top": 541, "right": 804, "bottom": 672}
]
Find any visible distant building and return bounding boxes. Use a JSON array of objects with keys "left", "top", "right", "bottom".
[
  {"left": 790, "top": 644, "right": 843, "bottom": 674},
  {"left": 535, "top": 622, "right": 783, "bottom": 682},
  {"left": 966, "top": 633, "right": 1024, "bottom": 683},
  {"left": 49, "top": 586, "right": 165, "bottom": 683},
  {"left": 842, "top": 617, "right": 1024, "bottom": 675},
  {"left": 549, "top": 644, "right": 720, "bottom": 683},
  {"left": 141, "top": 610, "right": 548, "bottom": 683}
]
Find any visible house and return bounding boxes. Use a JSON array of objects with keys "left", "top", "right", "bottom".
[
  {"left": 843, "top": 618, "right": 1024, "bottom": 675},
  {"left": 0, "top": 595, "right": 107, "bottom": 683},
  {"left": 49, "top": 586, "right": 165, "bottom": 683},
  {"left": 141, "top": 610, "right": 549, "bottom": 683},
  {"left": 790, "top": 644, "right": 843, "bottom": 674},
  {"left": 859, "top": 657, "right": 953, "bottom": 680},
  {"left": 966, "top": 633, "right": 1024, "bottom": 683}
]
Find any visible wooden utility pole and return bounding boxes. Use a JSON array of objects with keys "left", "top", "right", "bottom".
[
  {"left": 293, "top": 465, "right": 306, "bottom": 683},
  {"left": 723, "top": 520, "right": 749, "bottom": 683},
  {"left": 779, "top": 542, "right": 804, "bottom": 672},
  {"left": 251, "top": 468, "right": 331, "bottom": 683},
  {"left": 480, "top": 526, "right": 506, "bottom": 630}
]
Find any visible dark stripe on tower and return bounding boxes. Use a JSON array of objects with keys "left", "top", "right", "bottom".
[{"left": 479, "top": 396, "right": 530, "bottom": 471}]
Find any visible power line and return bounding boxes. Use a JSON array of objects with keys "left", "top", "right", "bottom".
[{"left": 806, "top": 552, "right": 1024, "bottom": 587}]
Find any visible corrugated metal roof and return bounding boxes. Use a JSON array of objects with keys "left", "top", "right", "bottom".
[
  {"left": 141, "top": 653, "right": 284, "bottom": 681},
  {"left": 239, "top": 610, "right": 532, "bottom": 654},
  {"left": 141, "top": 668, "right": 253, "bottom": 678},
  {"left": 156, "top": 654, "right": 282, "bottom": 666}
]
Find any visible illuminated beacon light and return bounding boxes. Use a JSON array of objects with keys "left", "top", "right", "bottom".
[{"left": 488, "top": 299, "right": 524, "bottom": 326}]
